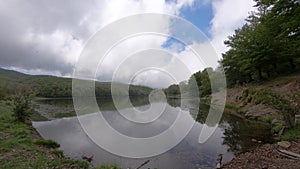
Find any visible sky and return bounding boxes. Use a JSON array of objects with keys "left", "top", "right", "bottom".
[{"left": 0, "top": 0, "right": 256, "bottom": 88}]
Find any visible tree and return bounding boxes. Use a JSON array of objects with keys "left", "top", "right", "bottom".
[{"left": 221, "top": 0, "right": 300, "bottom": 86}]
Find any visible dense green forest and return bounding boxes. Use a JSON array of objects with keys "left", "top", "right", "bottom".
[
  {"left": 0, "top": 68, "right": 152, "bottom": 99},
  {"left": 165, "top": 0, "right": 300, "bottom": 97},
  {"left": 164, "top": 67, "right": 224, "bottom": 98},
  {"left": 221, "top": 0, "right": 300, "bottom": 86}
]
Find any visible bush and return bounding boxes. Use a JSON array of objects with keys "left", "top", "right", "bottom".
[{"left": 13, "top": 93, "right": 33, "bottom": 122}]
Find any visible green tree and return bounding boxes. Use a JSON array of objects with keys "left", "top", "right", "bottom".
[{"left": 221, "top": 0, "right": 300, "bottom": 86}]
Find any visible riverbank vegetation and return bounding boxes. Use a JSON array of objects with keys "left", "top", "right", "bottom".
[{"left": 0, "top": 101, "right": 90, "bottom": 168}]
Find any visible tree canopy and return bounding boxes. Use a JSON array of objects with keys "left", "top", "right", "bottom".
[{"left": 220, "top": 0, "right": 300, "bottom": 86}]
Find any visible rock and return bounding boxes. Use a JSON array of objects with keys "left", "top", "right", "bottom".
[
  {"left": 251, "top": 138, "right": 257, "bottom": 143},
  {"left": 277, "top": 141, "right": 291, "bottom": 148},
  {"left": 258, "top": 141, "right": 262, "bottom": 144}
]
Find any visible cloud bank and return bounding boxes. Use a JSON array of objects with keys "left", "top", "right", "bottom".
[{"left": 0, "top": 0, "right": 255, "bottom": 88}]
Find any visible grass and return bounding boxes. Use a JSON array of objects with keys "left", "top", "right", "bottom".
[
  {"left": 30, "top": 110, "right": 48, "bottom": 121},
  {"left": 259, "top": 115, "right": 276, "bottom": 124},
  {"left": 0, "top": 101, "right": 89, "bottom": 169},
  {"left": 54, "top": 111, "right": 76, "bottom": 118},
  {"left": 282, "top": 124, "right": 300, "bottom": 141},
  {"left": 34, "top": 139, "right": 60, "bottom": 148},
  {"left": 94, "top": 164, "right": 120, "bottom": 169},
  {"left": 240, "top": 88, "right": 296, "bottom": 127},
  {"left": 0, "top": 100, "right": 123, "bottom": 169},
  {"left": 225, "top": 103, "right": 238, "bottom": 110}
]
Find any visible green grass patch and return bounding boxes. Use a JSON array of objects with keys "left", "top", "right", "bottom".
[
  {"left": 282, "top": 124, "right": 300, "bottom": 141},
  {"left": 240, "top": 88, "right": 296, "bottom": 127},
  {"left": 259, "top": 115, "right": 276, "bottom": 124},
  {"left": 225, "top": 103, "right": 237, "bottom": 110},
  {"left": 54, "top": 111, "right": 76, "bottom": 118},
  {"left": 271, "top": 124, "right": 284, "bottom": 134},
  {"left": 94, "top": 164, "right": 120, "bottom": 169},
  {"left": 0, "top": 101, "right": 89, "bottom": 168},
  {"left": 34, "top": 139, "right": 60, "bottom": 148},
  {"left": 30, "top": 111, "right": 48, "bottom": 121}
]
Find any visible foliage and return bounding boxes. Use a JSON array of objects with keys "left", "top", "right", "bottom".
[
  {"left": 34, "top": 139, "right": 60, "bottom": 148},
  {"left": 220, "top": 0, "right": 300, "bottom": 86},
  {"left": 95, "top": 164, "right": 120, "bottom": 169},
  {"left": 282, "top": 124, "right": 300, "bottom": 141},
  {"left": 187, "top": 68, "right": 225, "bottom": 97},
  {"left": 240, "top": 88, "right": 296, "bottom": 127},
  {"left": 225, "top": 103, "right": 238, "bottom": 110},
  {"left": 0, "top": 101, "right": 90, "bottom": 169},
  {"left": 12, "top": 93, "right": 33, "bottom": 122},
  {"left": 164, "top": 84, "right": 181, "bottom": 97},
  {"left": 0, "top": 68, "right": 152, "bottom": 98}
]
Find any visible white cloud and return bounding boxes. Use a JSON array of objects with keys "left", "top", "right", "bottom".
[
  {"left": 0, "top": 0, "right": 194, "bottom": 77},
  {"left": 0, "top": 0, "right": 257, "bottom": 88},
  {"left": 209, "top": 0, "right": 256, "bottom": 58}
]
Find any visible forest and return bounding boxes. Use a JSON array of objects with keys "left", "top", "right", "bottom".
[
  {"left": 165, "top": 0, "right": 300, "bottom": 97},
  {"left": 0, "top": 68, "right": 152, "bottom": 99}
]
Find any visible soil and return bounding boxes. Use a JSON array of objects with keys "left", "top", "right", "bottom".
[
  {"left": 222, "top": 73, "right": 300, "bottom": 169},
  {"left": 222, "top": 141, "right": 300, "bottom": 169}
]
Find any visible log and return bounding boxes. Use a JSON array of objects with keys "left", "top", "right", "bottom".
[{"left": 276, "top": 149, "right": 300, "bottom": 159}]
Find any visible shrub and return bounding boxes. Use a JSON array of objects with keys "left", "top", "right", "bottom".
[{"left": 13, "top": 93, "right": 33, "bottom": 122}]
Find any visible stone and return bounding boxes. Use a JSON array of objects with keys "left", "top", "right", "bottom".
[
  {"left": 251, "top": 138, "right": 257, "bottom": 142},
  {"left": 277, "top": 141, "right": 291, "bottom": 148}
]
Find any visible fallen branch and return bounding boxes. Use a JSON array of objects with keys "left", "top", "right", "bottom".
[
  {"left": 216, "top": 154, "right": 223, "bottom": 169},
  {"left": 136, "top": 160, "right": 150, "bottom": 169},
  {"left": 275, "top": 148, "right": 300, "bottom": 160}
]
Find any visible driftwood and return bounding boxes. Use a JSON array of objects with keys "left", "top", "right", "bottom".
[
  {"left": 216, "top": 154, "right": 223, "bottom": 169},
  {"left": 135, "top": 160, "right": 150, "bottom": 169},
  {"left": 275, "top": 148, "right": 300, "bottom": 160}
]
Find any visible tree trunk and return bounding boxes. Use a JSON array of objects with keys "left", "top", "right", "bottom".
[
  {"left": 258, "top": 67, "right": 263, "bottom": 81},
  {"left": 289, "top": 58, "right": 296, "bottom": 72}
]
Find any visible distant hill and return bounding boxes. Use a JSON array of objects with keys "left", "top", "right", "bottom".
[{"left": 0, "top": 68, "right": 152, "bottom": 98}]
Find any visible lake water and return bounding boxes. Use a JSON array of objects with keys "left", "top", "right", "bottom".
[{"left": 32, "top": 98, "right": 272, "bottom": 169}]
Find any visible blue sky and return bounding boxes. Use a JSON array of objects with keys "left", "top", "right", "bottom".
[
  {"left": 162, "top": 0, "right": 214, "bottom": 52},
  {"left": 179, "top": 1, "right": 213, "bottom": 38}
]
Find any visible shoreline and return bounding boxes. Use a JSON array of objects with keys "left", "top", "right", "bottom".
[
  {"left": 222, "top": 141, "right": 300, "bottom": 169},
  {"left": 0, "top": 101, "right": 91, "bottom": 168}
]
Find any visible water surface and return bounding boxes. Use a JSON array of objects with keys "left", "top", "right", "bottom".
[{"left": 33, "top": 98, "right": 272, "bottom": 169}]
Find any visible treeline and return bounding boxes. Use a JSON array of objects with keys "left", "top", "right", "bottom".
[
  {"left": 165, "top": 0, "right": 299, "bottom": 97},
  {"left": 164, "top": 68, "right": 225, "bottom": 97},
  {"left": 220, "top": 0, "right": 300, "bottom": 86},
  {"left": 0, "top": 68, "right": 152, "bottom": 99}
]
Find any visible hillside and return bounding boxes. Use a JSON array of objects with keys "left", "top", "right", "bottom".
[
  {"left": 224, "top": 72, "right": 300, "bottom": 136},
  {"left": 0, "top": 68, "right": 152, "bottom": 98}
]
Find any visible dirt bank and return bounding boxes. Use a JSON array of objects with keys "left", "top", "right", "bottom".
[{"left": 222, "top": 141, "right": 300, "bottom": 169}]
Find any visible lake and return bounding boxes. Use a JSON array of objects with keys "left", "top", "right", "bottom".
[{"left": 32, "top": 98, "right": 272, "bottom": 169}]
